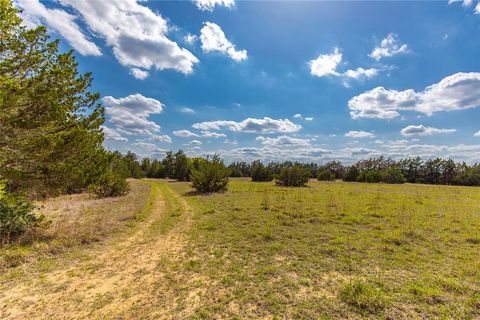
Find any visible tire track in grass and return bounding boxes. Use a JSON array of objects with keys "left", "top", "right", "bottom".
[{"left": 0, "top": 180, "right": 195, "bottom": 319}]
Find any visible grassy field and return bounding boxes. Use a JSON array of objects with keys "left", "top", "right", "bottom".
[
  {"left": 168, "top": 179, "right": 480, "bottom": 319},
  {"left": 1, "top": 179, "right": 480, "bottom": 319}
]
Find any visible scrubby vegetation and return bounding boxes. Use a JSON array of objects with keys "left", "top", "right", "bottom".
[
  {"left": 250, "top": 160, "right": 274, "bottom": 182},
  {"left": 226, "top": 156, "right": 480, "bottom": 187},
  {"left": 190, "top": 154, "right": 230, "bottom": 193},
  {"left": 165, "top": 180, "right": 480, "bottom": 318},
  {"left": 0, "top": 1, "right": 131, "bottom": 241},
  {"left": 0, "top": 193, "right": 43, "bottom": 244},
  {"left": 275, "top": 165, "right": 311, "bottom": 187},
  {"left": 317, "top": 168, "right": 336, "bottom": 181}
]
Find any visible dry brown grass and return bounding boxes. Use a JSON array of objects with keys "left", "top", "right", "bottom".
[{"left": 0, "top": 179, "right": 152, "bottom": 270}]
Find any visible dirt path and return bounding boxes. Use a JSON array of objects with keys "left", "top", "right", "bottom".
[{"left": 0, "top": 181, "right": 196, "bottom": 319}]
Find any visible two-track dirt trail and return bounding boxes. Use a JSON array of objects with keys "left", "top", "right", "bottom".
[{"left": 0, "top": 181, "right": 197, "bottom": 319}]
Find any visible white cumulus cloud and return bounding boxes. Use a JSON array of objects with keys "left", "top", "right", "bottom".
[
  {"left": 309, "top": 48, "right": 379, "bottom": 84},
  {"left": 348, "top": 72, "right": 480, "bottom": 119},
  {"left": 15, "top": 0, "right": 101, "bottom": 56},
  {"left": 129, "top": 68, "right": 149, "bottom": 80},
  {"left": 200, "top": 22, "right": 247, "bottom": 61},
  {"left": 400, "top": 125, "right": 456, "bottom": 137},
  {"left": 173, "top": 130, "right": 199, "bottom": 138},
  {"left": 102, "top": 126, "right": 128, "bottom": 141},
  {"left": 103, "top": 94, "right": 164, "bottom": 136},
  {"left": 344, "top": 131, "right": 376, "bottom": 138},
  {"left": 309, "top": 48, "right": 342, "bottom": 77},
  {"left": 39, "top": 0, "right": 199, "bottom": 75},
  {"left": 256, "top": 135, "right": 311, "bottom": 148},
  {"left": 150, "top": 134, "right": 172, "bottom": 143},
  {"left": 193, "top": 0, "right": 234, "bottom": 11},
  {"left": 201, "top": 131, "right": 227, "bottom": 138},
  {"left": 369, "top": 33, "right": 408, "bottom": 61},
  {"left": 475, "top": 131, "right": 480, "bottom": 137},
  {"left": 192, "top": 117, "right": 301, "bottom": 134}
]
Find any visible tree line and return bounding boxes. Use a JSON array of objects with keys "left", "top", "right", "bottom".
[{"left": 227, "top": 156, "right": 480, "bottom": 186}]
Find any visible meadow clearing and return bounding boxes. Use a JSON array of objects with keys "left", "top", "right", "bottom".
[{"left": 1, "top": 179, "right": 480, "bottom": 319}]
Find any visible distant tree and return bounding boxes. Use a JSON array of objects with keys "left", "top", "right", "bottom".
[
  {"left": 323, "top": 161, "right": 346, "bottom": 179},
  {"left": 190, "top": 155, "right": 230, "bottom": 193},
  {"left": 356, "top": 171, "right": 382, "bottom": 183},
  {"left": 162, "top": 151, "right": 175, "bottom": 178},
  {"left": 343, "top": 166, "right": 360, "bottom": 182},
  {"left": 276, "top": 165, "right": 311, "bottom": 187},
  {"left": 442, "top": 159, "right": 456, "bottom": 185},
  {"left": 251, "top": 161, "right": 274, "bottom": 182},
  {"left": 148, "top": 159, "right": 166, "bottom": 178},
  {"left": 141, "top": 158, "right": 151, "bottom": 175},
  {"left": 424, "top": 158, "right": 443, "bottom": 184},
  {"left": 123, "top": 152, "right": 144, "bottom": 179},
  {"left": 380, "top": 168, "right": 405, "bottom": 184},
  {"left": 453, "top": 164, "right": 480, "bottom": 186},
  {"left": 398, "top": 157, "right": 422, "bottom": 183},
  {"left": 317, "top": 169, "right": 335, "bottom": 181},
  {"left": 173, "top": 150, "right": 190, "bottom": 181}
]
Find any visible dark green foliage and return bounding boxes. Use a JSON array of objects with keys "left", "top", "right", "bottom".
[
  {"left": 357, "top": 170, "right": 383, "bottom": 183},
  {"left": 190, "top": 155, "right": 230, "bottom": 193},
  {"left": 0, "top": 1, "right": 106, "bottom": 197},
  {"left": 380, "top": 167, "right": 406, "bottom": 184},
  {"left": 0, "top": 192, "right": 43, "bottom": 243},
  {"left": 251, "top": 161, "right": 274, "bottom": 182},
  {"left": 317, "top": 169, "right": 335, "bottom": 181},
  {"left": 228, "top": 161, "right": 250, "bottom": 177},
  {"left": 173, "top": 150, "right": 190, "bottom": 181},
  {"left": 344, "top": 166, "right": 360, "bottom": 182},
  {"left": 122, "top": 152, "right": 144, "bottom": 179},
  {"left": 162, "top": 151, "right": 175, "bottom": 178},
  {"left": 275, "top": 165, "right": 311, "bottom": 187},
  {"left": 454, "top": 165, "right": 480, "bottom": 186},
  {"left": 322, "top": 161, "right": 346, "bottom": 179},
  {"left": 88, "top": 171, "right": 130, "bottom": 198},
  {"left": 147, "top": 159, "right": 166, "bottom": 178}
]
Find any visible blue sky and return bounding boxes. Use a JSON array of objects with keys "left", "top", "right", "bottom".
[{"left": 16, "top": 0, "right": 480, "bottom": 163}]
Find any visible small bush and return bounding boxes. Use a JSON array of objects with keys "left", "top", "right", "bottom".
[
  {"left": 357, "top": 170, "right": 382, "bottom": 183},
  {"left": 381, "top": 168, "right": 406, "bottom": 184},
  {"left": 317, "top": 169, "right": 335, "bottom": 181},
  {"left": 343, "top": 166, "right": 359, "bottom": 182},
  {"left": 275, "top": 165, "right": 311, "bottom": 187},
  {"left": 339, "top": 280, "right": 388, "bottom": 314},
  {"left": 251, "top": 161, "right": 274, "bottom": 182},
  {"left": 0, "top": 193, "right": 43, "bottom": 243},
  {"left": 190, "top": 154, "right": 230, "bottom": 193},
  {"left": 89, "top": 171, "right": 130, "bottom": 198}
]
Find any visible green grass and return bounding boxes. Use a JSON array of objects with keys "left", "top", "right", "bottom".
[{"left": 168, "top": 179, "right": 480, "bottom": 319}]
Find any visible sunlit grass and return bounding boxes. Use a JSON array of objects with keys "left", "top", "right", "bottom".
[{"left": 169, "top": 179, "right": 480, "bottom": 318}]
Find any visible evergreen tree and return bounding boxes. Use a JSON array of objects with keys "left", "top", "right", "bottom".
[
  {"left": 0, "top": 0, "right": 106, "bottom": 197},
  {"left": 173, "top": 150, "right": 190, "bottom": 181}
]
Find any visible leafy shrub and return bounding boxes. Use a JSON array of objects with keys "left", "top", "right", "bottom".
[
  {"left": 275, "top": 165, "right": 311, "bottom": 187},
  {"left": 454, "top": 166, "right": 480, "bottom": 186},
  {"left": 343, "top": 166, "right": 360, "bottom": 182},
  {"left": 357, "top": 170, "right": 382, "bottom": 183},
  {"left": 1, "top": 193, "right": 43, "bottom": 243},
  {"left": 88, "top": 171, "right": 130, "bottom": 198},
  {"left": 251, "top": 161, "right": 274, "bottom": 182},
  {"left": 190, "top": 155, "right": 230, "bottom": 193},
  {"left": 317, "top": 169, "right": 335, "bottom": 181},
  {"left": 380, "top": 168, "right": 406, "bottom": 184},
  {"left": 339, "top": 280, "right": 388, "bottom": 315}
]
